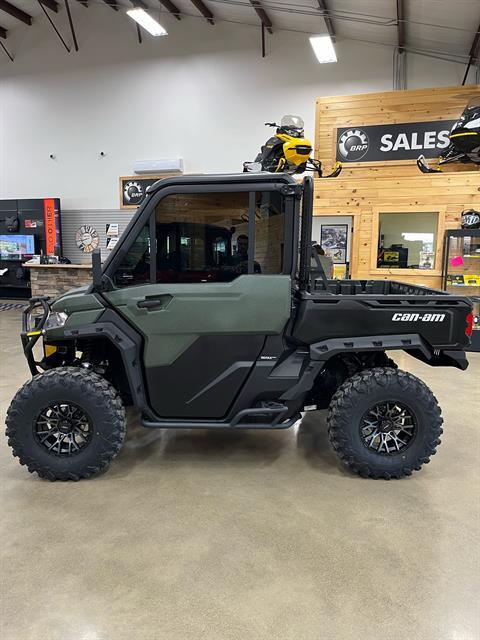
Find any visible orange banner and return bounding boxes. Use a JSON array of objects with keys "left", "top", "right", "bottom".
[{"left": 43, "top": 198, "right": 56, "bottom": 255}]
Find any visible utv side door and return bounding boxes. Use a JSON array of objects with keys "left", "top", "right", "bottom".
[{"left": 104, "top": 184, "right": 296, "bottom": 420}]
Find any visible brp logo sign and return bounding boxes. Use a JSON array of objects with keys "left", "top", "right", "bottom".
[
  {"left": 338, "top": 129, "right": 370, "bottom": 160},
  {"left": 124, "top": 181, "right": 143, "bottom": 204}
]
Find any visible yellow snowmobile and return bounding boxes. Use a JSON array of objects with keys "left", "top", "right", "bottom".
[{"left": 244, "top": 115, "right": 342, "bottom": 178}]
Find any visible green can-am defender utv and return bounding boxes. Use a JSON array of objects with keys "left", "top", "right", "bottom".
[{"left": 6, "top": 175, "right": 473, "bottom": 481}]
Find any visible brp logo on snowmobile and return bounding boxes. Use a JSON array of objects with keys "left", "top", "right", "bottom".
[{"left": 338, "top": 129, "right": 370, "bottom": 160}]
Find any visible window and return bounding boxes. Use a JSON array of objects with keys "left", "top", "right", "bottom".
[
  {"left": 253, "top": 191, "right": 285, "bottom": 274},
  {"left": 113, "top": 224, "right": 150, "bottom": 287},
  {"left": 154, "top": 191, "right": 286, "bottom": 283},
  {"left": 377, "top": 211, "right": 438, "bottom": 270}
]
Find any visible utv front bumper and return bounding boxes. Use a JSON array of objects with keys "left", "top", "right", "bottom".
[{"left": 21, "top": 296, "right": 52, "bottom": 376}]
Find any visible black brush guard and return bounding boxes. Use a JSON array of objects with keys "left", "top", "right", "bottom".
[{"left": 21, "top": 296, "right": 51, "bottom": 376}]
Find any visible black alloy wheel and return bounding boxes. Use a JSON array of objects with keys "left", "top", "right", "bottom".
[
  {"left": 360, "top": 401, "right": 416, "bottom": 455},
  {"left": 34, "top": 402, "right": 93, "bottom": 456}
]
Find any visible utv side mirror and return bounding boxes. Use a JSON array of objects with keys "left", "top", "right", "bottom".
[{"left": 92, "top": 248, "right": 102, "bottom": 292}]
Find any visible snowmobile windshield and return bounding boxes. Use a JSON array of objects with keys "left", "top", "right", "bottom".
[
  {"left": 451, "top": 97, "right": 480, "bottom": 131},
  {"left": 465, "top": 97, "right": 480, "bottom": 109},
  {"left": 280, "top": 115, "right": 304, "bottom": 130}
]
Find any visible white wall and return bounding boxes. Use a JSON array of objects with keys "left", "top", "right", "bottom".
[{"left": 0, "top": 3, "right": 469, "bottom": 209}]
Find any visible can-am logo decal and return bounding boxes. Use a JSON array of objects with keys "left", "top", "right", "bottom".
[
  {"left": 392, "top": 313, "right": 446, "bottom": 322},
  {"left": 336, "top": 120, "right": 455, "bottom": 163},
  {"left": 338, "top": 129, "right": 370, "bottom": 160}
]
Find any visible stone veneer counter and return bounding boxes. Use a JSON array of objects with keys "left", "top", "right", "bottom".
[{"left": 25, "top": 264, "right": 93, "bottom": 298}]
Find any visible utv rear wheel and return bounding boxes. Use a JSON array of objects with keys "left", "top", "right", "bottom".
[
  {"left": 6, "top": 367, "right": 126, "bottom": 481},
  {"left": 327, "top": 367, "right": 443, "bottom": 479}
]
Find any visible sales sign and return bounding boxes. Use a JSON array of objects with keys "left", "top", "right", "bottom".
[{"left": 336, "top": 120, "right": 455, "bottom": 163}]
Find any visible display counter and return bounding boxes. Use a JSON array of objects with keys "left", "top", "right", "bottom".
[{"left": 25, "top": 264, "right": 92, "bottom": 298}]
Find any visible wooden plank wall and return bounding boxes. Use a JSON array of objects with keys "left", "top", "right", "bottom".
[{"left": 313, "top": 86, "right": 480, "bottom": 288}]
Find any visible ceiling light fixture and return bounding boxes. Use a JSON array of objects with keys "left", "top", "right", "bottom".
[
  {"left": 309, "top": 35, "right": 337, "bottom": 63},
  {"left": 126, "top": 8, "right": 168, "bottom": 37}
]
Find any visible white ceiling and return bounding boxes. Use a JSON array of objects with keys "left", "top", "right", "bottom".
[{"left": 0, "top": 0, "right": 479, "bottom": 64}]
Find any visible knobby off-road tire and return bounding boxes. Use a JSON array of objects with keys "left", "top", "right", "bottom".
[
  {"left": 6, "top": 367, "right": 126, "bottom": 481},
  {"left": 375, "top": 355, "right": 398, "bottom": 370},
  {"left": 327, "top": 367, "right": 443, "bottom": 479}
]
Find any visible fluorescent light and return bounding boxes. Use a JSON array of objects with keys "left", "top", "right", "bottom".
[
  {"left": 126, "top": 8, "right": 168, "bottom": 36},
  {"left": 309, "top": 35, "right": 337, "bottom": 63}
]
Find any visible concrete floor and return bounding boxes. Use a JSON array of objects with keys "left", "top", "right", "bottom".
[{"left": 1, "top": 304, "right": 479, "bottom": 640}]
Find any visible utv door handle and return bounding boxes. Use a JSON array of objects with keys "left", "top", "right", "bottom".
[
  {"left": 137, "top": 299, "right": 163, "bottom": 309},
  {"left": 136, "top": 295, "right": 172, "bottom": 310}
]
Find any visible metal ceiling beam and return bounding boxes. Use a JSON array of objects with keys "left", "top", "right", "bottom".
[
  {"left": 317, "top": 0, "right": 334, "bottom": 41},
  {"left": 0, "top": 38, "right": 13, "bottom": 60},
  {"left": 0, "top": 24, "right": 7, "bottom": 37},
  {"left": 0, "top": 0, "right": 32, "bottom": 25},
  {"left": 64, "top": 0, "right": 78, "bottom": 51},
  {"left": 249, "top": 1, "right": 273, "bottom": 34},
  {"left": 132, "top": 0, "right": 181, "bottom": 22},
  {"left": 37, "top": 0, "right": 70, "bottom": 51},
  {"left": 158, "top": 0, "right": 181, "bottom": 21},
  {"left": 396, "top": 0, "right": 405, "bottom": 51},
  {"left": 102, "top": 0, "right": 118, "bottom": 10},
  {"left": 462, "top": 22, "right": 480, "bottom": 85},
  {"left": 40, "top": 0, "right": 59, "bottom": 12},
  {"left": 189, "top": 0, "right": 214, "bottom": 25}
]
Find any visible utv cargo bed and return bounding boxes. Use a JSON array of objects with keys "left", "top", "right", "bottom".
[
  {"left": 309, "top": 279, "right": 452, "bottom": 297},
  {"left": 293, "top": 279, "right": 472, "bottom": 354}
]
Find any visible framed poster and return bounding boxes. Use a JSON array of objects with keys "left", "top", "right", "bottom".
[
  {"left": 119, "top": 174, "right": 179, "bottom": 209},
  {"left": 320, "top": 224, "right": 348, "bottom": 264}
]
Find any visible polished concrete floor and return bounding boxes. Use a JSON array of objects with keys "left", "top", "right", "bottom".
[{"left": 1, "top": 304, "right": 479, "bottom": 640}]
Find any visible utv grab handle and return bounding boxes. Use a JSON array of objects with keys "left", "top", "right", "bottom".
[{"left": 92, "top": 248, "right": 103, "bottom": 292}]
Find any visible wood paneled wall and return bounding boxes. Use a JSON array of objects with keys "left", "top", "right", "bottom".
[{"left": 313, "top": 85, "right": 480, "bottom": 288}]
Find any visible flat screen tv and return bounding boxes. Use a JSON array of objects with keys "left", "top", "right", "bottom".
[{"left": 0, "top": 234, "right": 35, "bottom": 260}]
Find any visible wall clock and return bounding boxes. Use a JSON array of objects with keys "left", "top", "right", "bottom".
[{"left": 75, "top": 225, "right": 99, "bottom": 253}]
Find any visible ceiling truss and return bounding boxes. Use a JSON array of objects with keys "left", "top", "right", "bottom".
[
  {"left": 317, "top": 0, "right": 335, "bottom": 40},
  {"left": 0, "top": 0, "right": 478, "bottom": 72},
  {"left": 0, "top": 0, "right": 32, "bottom": 26},
  {"left": 189, "top": 0, "right": 214, "bottom": 25},
  {"left": 462, "top": 21, "right": 480, "bottom": 85},
  {"left": 158, "top": 0, "right": 181, "bottom": 21},
  {"left": 249, "top": 1, "right": 273, "bottom": 35}
]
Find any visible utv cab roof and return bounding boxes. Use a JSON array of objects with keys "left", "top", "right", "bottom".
[{"left": 146, "top": 172, "right": 297, "bottom": 196}]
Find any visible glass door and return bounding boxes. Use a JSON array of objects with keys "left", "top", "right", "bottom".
[{"left": 444, "top": 230, "right": 480, "bottom": 350}]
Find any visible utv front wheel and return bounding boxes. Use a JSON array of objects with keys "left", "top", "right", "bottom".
[
  {"left": 327, "top": 367, "right": 443, "bottom": 479},
  {"left": 6, "top": 367, "right": 126, "bottom": 481}
]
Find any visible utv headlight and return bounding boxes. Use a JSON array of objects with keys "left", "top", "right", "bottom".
[{"left": 45, "top": 311, "right": 68, "bottom": 330}]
